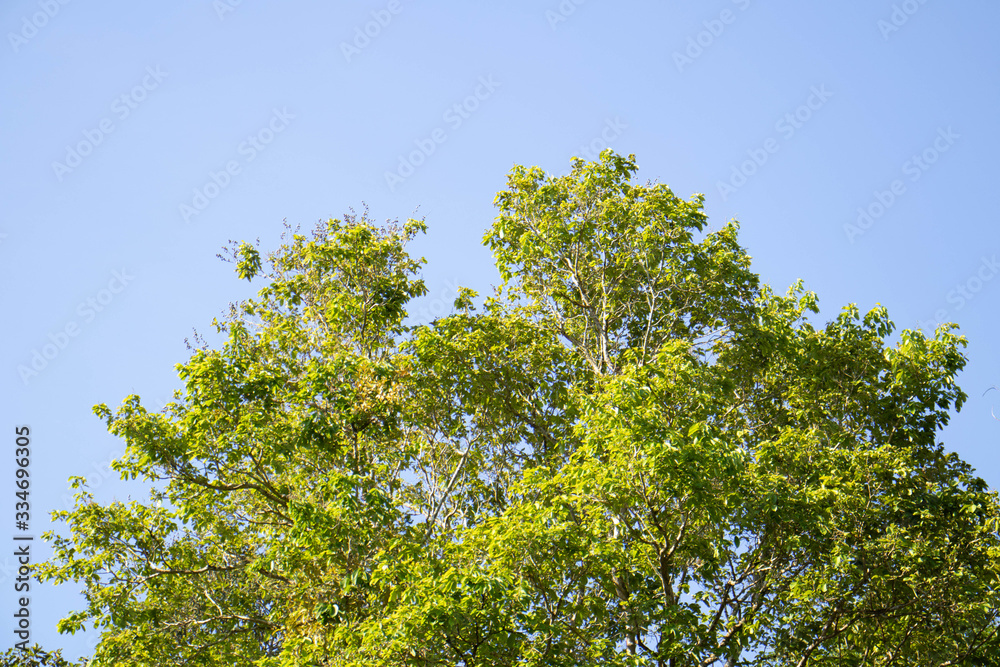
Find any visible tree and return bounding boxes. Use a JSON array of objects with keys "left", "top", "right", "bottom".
[
  {"left": 38, "top": 152, "right": 1000, "bottom": 666},
  {"left": 0, "top": 645, "right": 82, "bottom": 667}
]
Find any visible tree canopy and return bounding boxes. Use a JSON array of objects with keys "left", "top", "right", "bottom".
[
  {"left": 38, "top": 151, "right": 1000, "bottom": 666},
  {"left": 0, "top": 645, "right": 80, "bottom": 667}
]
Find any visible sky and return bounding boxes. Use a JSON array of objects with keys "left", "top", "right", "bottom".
[{"left": 1, "top": 0, "right": 999, "bottom": 659}]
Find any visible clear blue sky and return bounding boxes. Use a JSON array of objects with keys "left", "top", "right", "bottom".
[{"left": 2, "top": 0, "right": 999, "bottom": 658}]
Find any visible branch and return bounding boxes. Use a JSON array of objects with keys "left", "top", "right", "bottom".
[{"left": 420, "top": 445, "right": 472, "bottom": 547}]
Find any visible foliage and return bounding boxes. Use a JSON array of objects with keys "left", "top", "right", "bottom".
[
  {"left": 0, "top": 645, "right": 82, "bottom": 667},
  {"left": 38, "top": 152, "right": 1000, "bottom": 666}
]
